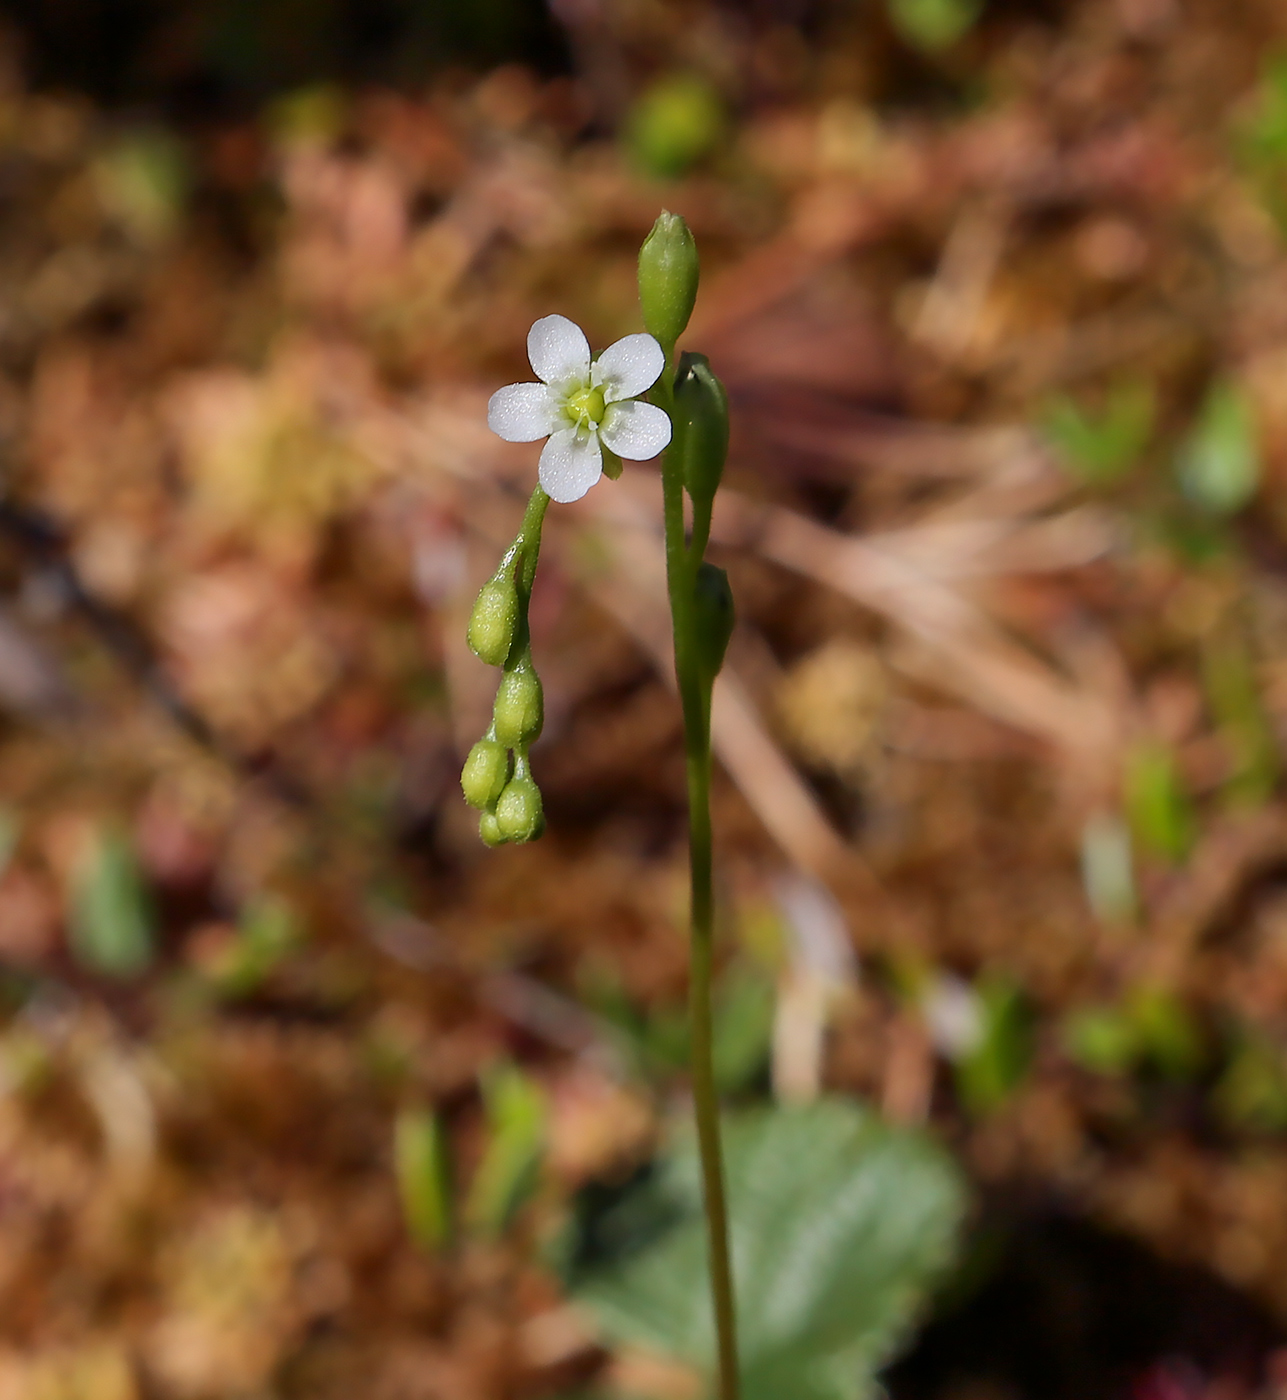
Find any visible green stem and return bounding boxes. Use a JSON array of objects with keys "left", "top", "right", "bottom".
[
  {"left": 688, "top": 494, "right": 714, "bottom": 571},
  {"left": 499, "top": 485, "right": 550, "bottom": 673},
  {"left": 515, "top": 485, "right": 549, "bottom": 598},
  {"left": 656, "top": 370, "right": 740, "bottom": 1400}
]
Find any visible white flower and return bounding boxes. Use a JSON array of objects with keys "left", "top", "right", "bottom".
[{"left": 487, "top": 314, "right": 673, "bottom": 504}]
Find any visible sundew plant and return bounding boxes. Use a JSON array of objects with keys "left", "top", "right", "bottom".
[
  {"left": 461, "top": 212, "right": 742, "bottom": 1398},
  {"left": 459, "top": 215, "right": 965, "bottom": 1400}
]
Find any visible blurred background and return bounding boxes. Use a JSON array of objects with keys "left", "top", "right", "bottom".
[{"left": 2, "top": 0, "right": 1287, "bottom": 1397}]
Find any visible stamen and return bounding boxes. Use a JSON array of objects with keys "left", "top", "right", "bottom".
[{"left": 564, "top": 383, "right": 607, "bottom": 428}]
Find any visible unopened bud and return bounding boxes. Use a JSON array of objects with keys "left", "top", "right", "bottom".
[
  {"left": 492, "top": 664, "right": 544, "bottom": 748},
  {"left": 468, "top": 577, "right": 519, "bottom": 667},
  {"left": 672, "top": 353, "right": 728, "bottom": 508},
  {"left": 461, "top": 738, "right": 511, "bottom": 809},
  {"left": 693, "top": 562, "right": 734, "bottom": 683},
  {"left": 479, "top": 809, "right": 507, "bottom": 847},
  {"left": 638, "top": 211, "right": 699, "bottom": 352},
  {"left": 496, "top": 776, "right": 545, "bottom": 843}
]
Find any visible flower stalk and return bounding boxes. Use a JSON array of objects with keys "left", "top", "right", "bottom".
[{"left": 645, "top": 215, "right": 740, "bottom": 1400}]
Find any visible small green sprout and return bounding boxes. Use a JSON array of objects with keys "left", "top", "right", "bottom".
[
  {"left": 1176, "top": 380, "right": 1261, "bottom": 516},
  {"left": 1124, "top": 740, "right": 1196, "bottom": 865},
  {"left": 888, "top": 0, "right": 983, "bottom": 53},
  {"left": 395, "top": 1107, "right": 453, "bottom": 1251},
  {"left": 1042, "top": 380, "right": 1154, "bottom": 486}
]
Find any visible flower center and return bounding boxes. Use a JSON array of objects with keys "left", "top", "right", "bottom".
[{"left": 564, "top": 383, "right": 607, "bottom": 428}]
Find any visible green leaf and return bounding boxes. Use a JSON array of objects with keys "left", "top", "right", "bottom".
[
  {"left": 579, "top": 961, "right": 772, "bottom": 1090},
  {"left": 1063, "top": 1004, "right": 1139, "bottom": 1075},
  {"left": 712, "top": 966, "right": 775, "bottom": 1096},
  {"left": 465, "top": 1063, "right": 546, "bottom": 1237},
  {"left": 1079, "top": 812, "right": 1138, "bottom": 926},
  {"left": 1063, "top": 987, "right": 1201, "bottom": 1080},
  {"left": 1240, "top": 56, "right": 1287, "bottom": 165},
  {"left": 1153, "top": 510, "right": 1233, "bottom": 565},
  {"left": 1215, "top": 1030, "right": 1287, "bottom": 1131},
  {"left": 1042, "top": 381, "right": 1154, "bottom": 486},
  {"left": 268, "top": 83, "right": 349, "bottom": 146},
  {"left": 1234, "top": 56, "right": 1287, "bottom": 230},
  {"left": 1129, "top": 985, "right": 1203, "bottom": 1080},
  {"left": 953, "top": 978, "right": 1032, "bottom": 1114},
  {"left": 0, "top": 808, "right": 20, "bottom": 882},
  {"left": 206, "top": 895, "right": 302, "bottom": 997},
  {"left": 1202, "top": 632, "right": 1279, "bottom": 807},
  {"left": 93, "top": 129, "right": 189, "bottom": 244},
  {"left": 395, "top": 1107, "right": 453, "bottom": 1251},
  {"left": 571, "top": 1100, "right": 965, "bottom": 1400},
  {"left": 68, "top": 828, "right": 155, "bottom": 979},
  {"left": 1176, "top": 382, "right": 1261, "bottom": 516},
  {"left": 887, "top": 0, "right": 983, "bottom": 52},
  {"left": 1124, "top": 741, "right": 1195, "bottom": 864}
]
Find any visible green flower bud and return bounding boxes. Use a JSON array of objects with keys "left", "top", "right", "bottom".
[
  {"left": 638, "top": 211, "right": 699, "bottom": 351},
  {"left": 468, "top": 577, "right": 519, "bottom": 667},
  {"left": 693, "top": 562, "right": 734, "bottom": 683},
  {"left": 492, "top": 664, "right": 544, "bottom": 748},
  {"left": 461, "top": 738, "right": 511, "bottom": 809},
  {"left": 672, "top": 352, "right": 729, "bottom": 509},
  {"left": 479, "top": 809, "right": 507, "bottom": 847},
  {"left": 496, "top": 775, "right": 545, "bottom": 844}
]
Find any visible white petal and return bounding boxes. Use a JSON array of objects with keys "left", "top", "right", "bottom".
[
  {"left": 539, "top": 426, "right": 603, "bottom": 503},
  {"left": 599, "top": 400, "right": 672, "bottom": 460},
  {"left": 594, "top": 333, "right": 666, "bottom": 402},
  {"left": 487, "top": 382, "right": 559, "bottom": 442},
  {"left": 528, "top": 314, "right": 590, "bottom": 387}
]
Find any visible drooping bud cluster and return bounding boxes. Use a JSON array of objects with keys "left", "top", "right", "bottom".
[
  {"left": 465, "top": 210, "right": 732, "bottom": 851},
  {"left": 461, "top": 488, "right": 551, "bottom": 846}
]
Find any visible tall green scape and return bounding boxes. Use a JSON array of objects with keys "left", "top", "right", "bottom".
[{"left": 639, "top": 210, "right": 741, "bottom": 1400}]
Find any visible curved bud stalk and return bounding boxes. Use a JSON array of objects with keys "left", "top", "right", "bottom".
[{"left": 459, "top": 485, "right": 550, "bottom": 846}]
